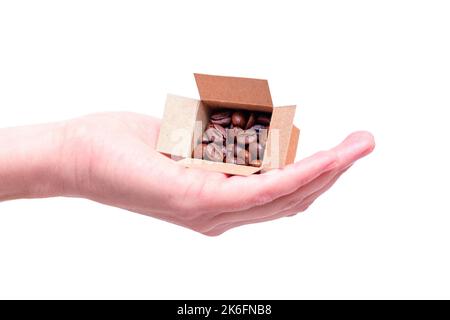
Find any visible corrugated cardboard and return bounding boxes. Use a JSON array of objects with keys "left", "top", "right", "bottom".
[
  {"left": 194, "top": 73, "right": 273, "bottom": 111},
  {"left": 178, "top": 158, "right": 261, "bottom": 176},
  {"left": 286, "top": 126, "right": 300, "bottom": 165},
  {"left": 156, "top": 94, "right": 200, "bottom": 158},
  {"left": 261, "top": 105, "right": 296, "bottom": 170},
  {"left": 157, "top": 74, "right": 300, "bottom": 176}
]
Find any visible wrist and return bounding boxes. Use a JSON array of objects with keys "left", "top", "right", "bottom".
[{"left": 0, "top": 121, "right": 68, "bottom": 200}]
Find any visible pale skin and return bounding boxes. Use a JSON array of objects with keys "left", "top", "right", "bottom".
[{"left": 0, "top": 112, "right": 375, "bottom": 236}]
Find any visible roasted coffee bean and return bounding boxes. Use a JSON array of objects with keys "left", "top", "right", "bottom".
[
  {"left": 244, "top": 150, "right": 250, "bottom": 165},
  {"left": 251, "top": 124, "right": 266, "bottom": 132},
  {"left": 204, "top": 127, "right": 225, "bottom": 143},
  {"left": 235, "top": 146, "right": 248, "bottom": 165},
  {"left": 212, "top": 123, "right": 227, "bottom": 137},
  {"left": 231, "top": 111, "right": 247, "bottom": 128},
  {"left": 257, "top": 143, "right": 266, "bottom": 159},
  {"left": 248, "top": 145, "right": 263, "bottom": 166},
  {"left": 201, "top": 108, "right": 273, "bottom": 167},
  {"left": 249, "top": 159, "right": 262, "bottom": 167},
  {"left": 248, "top": 139, "right": 266, "bottom": 161},
  {"left": 207, "top": 123, "right": 227, "bottom": 136},
  {"left": 221, "top": 143, "right": 227, "bottom": 158},
  {"left": 248, "top": 141, "right": 259, "bottom": 158},
  {"left": 236, "top": 143, "right": 246, "bottom": 155},
  {"left": 258, "top": 128, "right": 268, "bottom": 146},
  {"left": 202, "top": 132, "right": 208, "bottom": 143},
  {"left": 224, "top": 156, "right": 237, "bottom": 164},
  {"left": 205, "top": 143, "right": 224, "bottom": 162},
  {"left": 192, "top": 143, "right": 207, "bottom": 159},
  {"left": 210, "top": 111, "right": 231, "bottom": 126},
  {"left": 211, "top": 110, "right": 231, "bottom": 120},
  {"left": 245, "top": 112, "right": 256, "bottom": 129},
  {"left": 226, "top": 143, "right": 245, "bottom": 158},
  {"left": 202, "top": 131, "right": 211, "bottom": 143},
  {"left": 210, "top": 117, "right": 231, "bottom": 126},
  {"left": 226, "top": 127, "right": 244, "bottom": 143},
  {"left": 239, "top": 129, "right": 258, "bottom": 145},
  {"left": 256, "top": 113, "right": 271, "bottom": 126},
  {"left": 226, "top": 143, "right": 236, "bottom": 158}
]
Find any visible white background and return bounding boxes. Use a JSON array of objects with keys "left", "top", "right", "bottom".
[{"left": 0, "top": 0, "right": 449, "bottom": 299}]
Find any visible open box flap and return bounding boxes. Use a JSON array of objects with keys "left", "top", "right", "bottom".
[
  {"left": 262, "top": 105, "right": 296, "bottom": 169},
  {"left": 178, "top": 158, "right": 262, "bottom": 176},
  {"left": 285, "top": 125, "right": 300, "bottom": 165},
  {"left": 156, "top": 94, "right": 200, "bottom": 158},
  {"left": 194, "top": 73, "right": 273, "bottom": 110}
]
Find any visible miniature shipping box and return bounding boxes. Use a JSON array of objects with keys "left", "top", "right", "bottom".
[{"left": 157, "top": 74, "right": 300, "bottom": 175}]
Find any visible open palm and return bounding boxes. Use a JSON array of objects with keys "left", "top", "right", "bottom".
[{"left": 61, "top": 112, "right": 375, "bottom": 236}]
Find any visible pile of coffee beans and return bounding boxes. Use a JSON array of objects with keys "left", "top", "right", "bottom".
[{"left": 193, "top": 109, "right": 271, "bottom": 167}]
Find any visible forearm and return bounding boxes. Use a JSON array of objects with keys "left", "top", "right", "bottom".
[{"left": 0, "top": 122, "right": 67, "bottom": 201}]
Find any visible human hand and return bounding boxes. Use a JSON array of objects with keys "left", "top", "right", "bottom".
[
  {"left": 55, "top": 112, "right": 375, "bottom": 236},
  {"left": 0, "top": 112, "right": 374, "bottom": 236}
]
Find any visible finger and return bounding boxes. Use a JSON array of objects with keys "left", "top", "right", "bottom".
[
  {"left": 209, "top": 131, "right": 374, "bottom": 214},
  {"left": 206, "top": 167, "right": 350, "bottom": 236},
  {"left": 205, "top": 131, "right": 375, "bottom": 235},
  {"left": 330, "top": 131, "right": 375, "bottom": 164},
  {"left": 210, "top": 166, "right": 346, "bottom": 227},
  {"left": 201, "top": 150, "right": 338, "bottom": 213},
  {"left": 209, "top": 166, "right": 350, "bottom": 234},
  {"left": 207, "top": 131, "right": 374, "bottom": 225}
]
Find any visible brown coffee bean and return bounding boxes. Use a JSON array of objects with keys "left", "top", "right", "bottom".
[
  {"left": 257, "top": 143, "right": 266, "bottom": 160},
  {"left": 202, "top": 109, "right": 272, "bottom": 167},
  {"left": 210, "top": 111, "right": 231, "bottom": 126},
  {"left": 212, "top": 123, "right": 227, "bottom": 137},
  {"left": 249, "top": 142, "right": 259, "bottom": 158},
  {"left": 245, "top": 112, "right": 256, "bottom": 129},
  {"left": 221, "top": 143, "right": 227, "bottom": 158},
  {"left": 192, "top": 143, "right": 207, "bottom": 159},
  {"left": 202, "top": 126, "right": 214, "bottom": 143},
  {"left": 239, "top": 129, "right": 258, "bottom": 145},
  {"left": 244, "top": 150, "right": 250, "bottom": 165},
  {"left": 226, "top": 143, "right": 235, "bottom": 158},
  {"left": 204, "top": 127, "right": 225, "bottom": 143},
  {"left": 226, "top": 143, "right": 245, "bottom": 157},
  {"left": 211, "top": 110, "right": 231, "bottom": 120},
  {"left": 205, "top": 143, "right": 224, "bottom": 162},
  {"left": 231, "top": 111, "right": 247, "bottom": 128},
  {"left": 259, "top": 142, "right": 266, "bottom": 157},
  {"left": 256, "top": 113, "right": 271, "bottom": 126},
  {"left": 202, "top": 131, "right": 210, "bottom": 143},
  {"left": 210, "top": 117, "right": 231, "bottom": 126},
  {"left": 258, "top": 128, "right": 268, "bottom": 146},
  {"left": 249, "top": 141, "right": 266, "bottom": 160},
  {"left": 251, "top": 124, "right": 266, "bottom": 132},
  {"left": 249, "top": 159, "right": 262, "bottom": 167},
  {"left": 226, "top": 127, "right": 244, "bottom": 143},
  {"left": 235, "top": 147, "right": 248, "bottom": 165},
  {"left": 224, "top": 155, "right": 237, "bottom": 164}
]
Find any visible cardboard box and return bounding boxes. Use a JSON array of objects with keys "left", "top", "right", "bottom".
[{"left": 157, "top": 73, "right": 300, "bottom": 176}]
